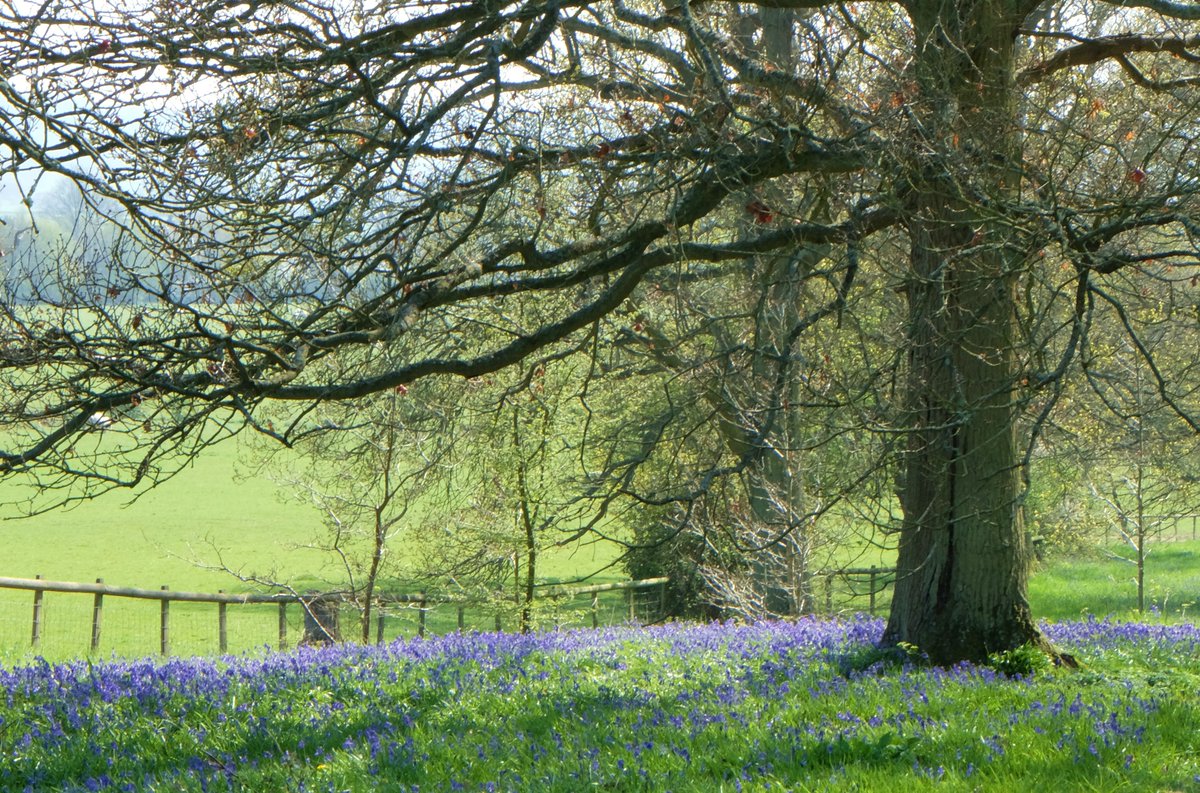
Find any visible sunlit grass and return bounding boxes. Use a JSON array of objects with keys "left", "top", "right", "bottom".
[
  {"left": 1030, "top": 540, "right": 1200, "bottom": 622},
  {"left": 2, "top": 618, "right": 1198, "bottom": 792},
  {"left": 0, "top": 434, "right": 624, "bottom": 591}
]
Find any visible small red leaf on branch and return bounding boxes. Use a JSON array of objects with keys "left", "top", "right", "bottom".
[
  {"left": 1128, "top": 168, "right": 1146, "bottom": 185},
  {"left": 394, "top": 384, "right": 408, "bottom": 395}
]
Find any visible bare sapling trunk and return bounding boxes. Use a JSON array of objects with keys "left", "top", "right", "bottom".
[{"left": 514, "top": 411, "right": 537, "bottom": 633}]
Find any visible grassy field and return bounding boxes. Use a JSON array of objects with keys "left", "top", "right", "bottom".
[
  {"left": 0, "top": 434, "right": 624, "bottom": 591},
  {"left": 4, "top": 618, "right": 1199, "bottom": 792},
  {"left": 4, "top": 429, "right": 1199, "bottom": 659},
  {"left": 1029, "top": 541, "right": 1200, "bottom": 622},
  {"left": 788, "top": 539, "right": 1200, "bottom": 626},
  {"left": 0, "top": 440, "right": 328, "bottom": 591},
  {"left": 2, "top": 535, "right": 1195, "bottom": 662},
  {"left": 0, "top": 435, "right": 629, "bottom": 660}
]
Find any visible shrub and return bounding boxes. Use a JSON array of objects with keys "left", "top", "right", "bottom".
[{"left": 987, "top": 643, "right": 1054, "bottom": 678}]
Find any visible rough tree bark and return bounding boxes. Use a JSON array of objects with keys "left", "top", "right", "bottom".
[{"left": 884, "top": 0, "right": 1047, "bottom": 664}]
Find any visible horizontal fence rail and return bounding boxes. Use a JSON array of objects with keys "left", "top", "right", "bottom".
[
  {"left": 0, "top": 574, "right": 669, "bottom": 658},
  {"left": 816, "top": 566, "right": 897, "bottom": 617},
  {"left": 0, "top": 576, "right": 299, "bottom": 604},
  {"left": 1103, "top": 514, "right": 1199, "bottom": 542}
]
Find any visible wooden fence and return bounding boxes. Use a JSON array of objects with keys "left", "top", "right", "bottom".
[
  {"left": 811, "top": 517, "right": 1200, "bottom": 615},
  {"left": 0, "top": 575, "right": 669, "bottom": 656},
  {"left": 817, "top": 566, "right": 896, "bottom": 616},
  {"left": 1104, "top": 514, "right": 1200, "bottom": 543}
]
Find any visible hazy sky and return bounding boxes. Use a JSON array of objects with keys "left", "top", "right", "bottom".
[{"left": 0, "top": 171, "right": 78, "bottom": 218}]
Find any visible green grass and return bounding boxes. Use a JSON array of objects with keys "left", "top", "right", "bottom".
[
  {"left": 4, "top": 619, "right": 1199, "bottom": 791},
  {"left": 0, "top": 435, "right": 628, "bottom": 660},
  {"left": 0, "top": 440, "right": 329, "bottom": 591},
  {"left": 1029, "top": 541, "right": 1200, "bottom": 623},
  {"left": 0, "top": 433, "right": 624, "bottom": 591},
  {"left": 807, "top": 538, "right": 1200, "bottom": 625},
  {"left": 0, "top": 435, "right": 629, "bottom": 588}
]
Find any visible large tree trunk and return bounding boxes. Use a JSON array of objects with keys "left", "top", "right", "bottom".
[{"left": 883, "top": 1, "right": 1047, "bottom": 664}]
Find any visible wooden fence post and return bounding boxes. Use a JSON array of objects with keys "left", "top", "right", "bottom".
[
  {"left": 824, "top": 574, "right": 833, "bottom": 615},
  {"left": 90, "top": 578, "right": 104, "bottom": 653},
  {"left": 0, "top": 575, "right": 679, "bottom": 655},
  {"left": 376, "top": 611, "right": 385, "bottom": 645},
  {"left": 160, "top": 585, "right": 170, "bottom": 656},
  {"left": 868, "top": 567, "right": 878, "bottom": 616},
  {"left": 218, "top": 591, "right": 228, "bottom": 654},
  {"left": 31, "top": 575, "right": 43, "bottom": 649}
]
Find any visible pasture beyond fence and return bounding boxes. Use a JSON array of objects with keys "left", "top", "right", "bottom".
[
  {"left": 14, "top": 553, "right": 1167, "bottom": 660},
  {"left": 0, "top": 575, "right": 670, "bottom": 659},
  {"left": 4, "top": 519, "right": 1195, "bottom": 660}
]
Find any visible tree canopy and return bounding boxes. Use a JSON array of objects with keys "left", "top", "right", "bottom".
[{"left": 2, "top": 0, "right": 1200, "bottom": 662}]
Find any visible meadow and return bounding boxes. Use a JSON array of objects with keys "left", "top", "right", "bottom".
[
  {"left": 1030, "top": 541, "right": 1200, "bottom": 622},
  {"left": 4, "top": 438, "right": 1200, "bottom": 791},
  {"left": 0, "top": 435, "right": 627, "bottom": 658},
  {"left": 2, "top": 617, "right": 1199, "bottom": 792},
  {"left": 0, "top": 428, "right": 624, "bottom": 590},
  {"left": 2, "top": 426, "right": 1199, "bottom": 658}
]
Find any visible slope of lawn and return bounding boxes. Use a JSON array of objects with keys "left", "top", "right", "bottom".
[
  {"left": 0, "top": 441, "right": 329, "bottom": 591},
  {"left": 0, "top": 440, "right": 623, "bottom": 587},
  {"left": 3, "top": 617, "right": 1198, "bottom": 792},
  {"left": 0, "top": 436, "right": 626, "bottom": 659}
]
